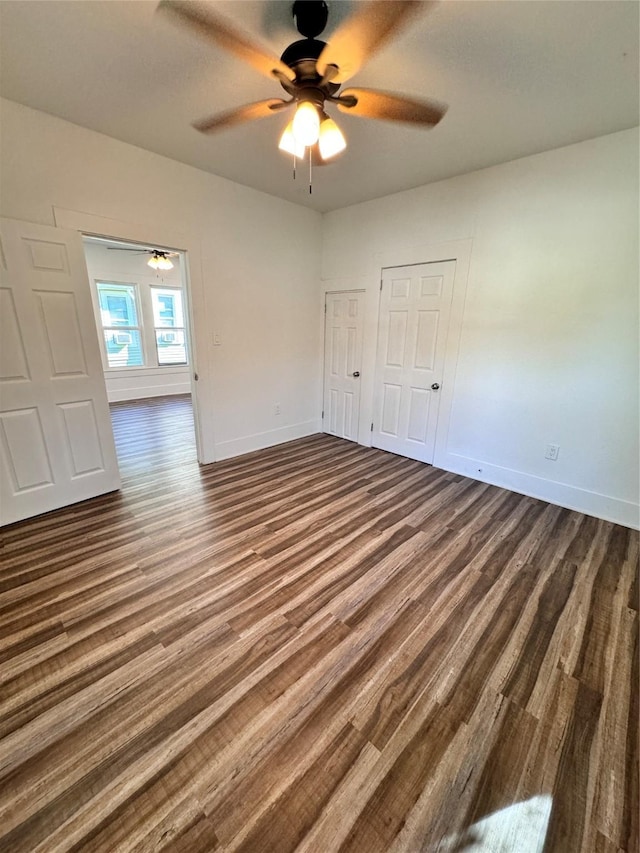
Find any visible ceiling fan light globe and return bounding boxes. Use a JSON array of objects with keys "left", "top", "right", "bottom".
[
  {"left": 318, "top": 117, "right": 346, "bottom": 160},
  {"left": 278, "top": 121, "right": 306, "bottom": 158},
  {"left": 292, "top": 101, "right": 320, "bottom": 147}
]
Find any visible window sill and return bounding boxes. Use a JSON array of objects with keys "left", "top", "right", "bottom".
[{"left": 104, "top": 365, "right": 189, "bottom": 377}]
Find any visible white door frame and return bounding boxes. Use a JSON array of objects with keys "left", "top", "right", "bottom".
[
  {"left": 358, "top": 239, "right": 472, "bottom": 466},
  {"left": 53, "top": 207, "right": 214, "bottom": 464}
]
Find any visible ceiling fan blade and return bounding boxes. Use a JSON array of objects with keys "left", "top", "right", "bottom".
[
  {"left": 316, "top": 1, "right": 432, "bottom": 84},
  {"left": 157, "top": 0, "right": 295, "bottom": 82},
  {"left": 106, "top": 247, "right": 150, "bottom": 253},
  {"left": 337, "top": 88, "right": 447, "bottom": 126},
  {"left": 193, "top": 98, "right": 291, "bottom": 134}
]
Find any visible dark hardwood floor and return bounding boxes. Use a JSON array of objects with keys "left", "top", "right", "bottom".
[{"left": 0, "top": 394, "right": 637, "bottom": 852}]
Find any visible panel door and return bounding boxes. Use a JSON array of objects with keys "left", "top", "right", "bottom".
[
  {"left": 372, "top": 261, "right": 455, "bottom": 463},
  {"left": 323, "top": 291, "right": 365, "bottom": 442},
  {"left": 0, "top": 218, "right": 120, "bottom": 526}
]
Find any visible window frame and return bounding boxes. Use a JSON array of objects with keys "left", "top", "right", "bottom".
[
  {"left": 150, "top": 284, "right": 188, "bottom": 367},
  {"left": 95, "top": 280, "right": 146, "bottom": 370},
  {"left": 91, "top": 276, "right": 190, "bottom": 373}
]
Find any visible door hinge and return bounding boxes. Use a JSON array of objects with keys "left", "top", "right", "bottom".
[
  {"left": 194, "top": 372, "right": 199, "bottom": 381},
  {"left": 380, "top": 280, "right": 383, "bottom": 291},
  {"left": 371, "top": 422, "right": 374, "bottom": 432},
  {"left": 321, "top": 410, "right": 324, "bottom": 419}
]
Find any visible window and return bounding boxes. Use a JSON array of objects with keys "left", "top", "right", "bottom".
[
  {"left": 151, "top": 287, "right": 187, "bottom": 365},
  {"left": 92, "top": 264, "right": 189, "bottom": 373},
  {"left": 96, "top": 283, "right": 144, "bottom": 368}
]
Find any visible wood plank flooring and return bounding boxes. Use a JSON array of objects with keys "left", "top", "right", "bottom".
[{"left": 0, "top": 394, "right": 637, "bottom": 852}]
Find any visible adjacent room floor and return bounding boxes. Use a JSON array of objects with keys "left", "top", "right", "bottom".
[{"left": 0, "top": 395, "right": 637, "bottom": 852}]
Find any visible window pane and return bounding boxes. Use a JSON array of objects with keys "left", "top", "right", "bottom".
[
  {"left": 151, "top": 288, "right": 184, "bottom": 328},
  {"left": 103, "top": 329, "right": 144, "bottom": 368},
  {"left": 97, "top": 283, "right": 138, "bottom": 327},
  {"left": 155, "top": 329, "right": 187, "bottom": 365}
]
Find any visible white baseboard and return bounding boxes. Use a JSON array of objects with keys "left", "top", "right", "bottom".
[
  {"left": 107, "top": 382, "right": 191, "bottom": 402},
  {"left": 439, "top": 451, "right": 639, "bottom": 530},
  {"left": 214, "top": 420, "right": 322, "bottom": 461}
]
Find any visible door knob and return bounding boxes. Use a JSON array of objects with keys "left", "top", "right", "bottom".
[
  {"left": 352, "top": 371, "right": 360, "bottom": 378},
  {"left": 431, "top": 382, "right": 440, "bottom": 390}
]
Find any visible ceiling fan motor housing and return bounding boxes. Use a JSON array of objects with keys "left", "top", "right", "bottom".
[
  {"left": 280, "top": 38, "right": 341, "bottom": 101},
  {"left": 283, "top": 1, "right": 341, "bottom": 99},
  {"left": 280, "top": 37, "right": 325, "bottom": 70}
]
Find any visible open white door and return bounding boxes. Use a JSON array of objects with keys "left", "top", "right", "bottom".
[
  {"left": 372, "top": 261, "right": 455, "bottom": 463},
  {"left": 0, "top": 218, "right": 120, "bottom": 526}
]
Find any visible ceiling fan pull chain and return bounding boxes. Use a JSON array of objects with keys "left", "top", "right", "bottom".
[
  {"left": 293, "top": 152, "right": 297, "bottom": 182},
  {"left": 309, "top": 147, "right": 312, "bottom": 195}
]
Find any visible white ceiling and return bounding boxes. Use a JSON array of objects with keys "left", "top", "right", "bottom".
[{"left": 1, "top": 0, "right": 638, "bottom": 212}]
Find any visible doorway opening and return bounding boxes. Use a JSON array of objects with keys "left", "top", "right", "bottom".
[
  {"left": 109, "top": 395, "right": 197, "bottom": 481},
  {"left": 81, "top": 235, "right": 198, "bottom": 468}
]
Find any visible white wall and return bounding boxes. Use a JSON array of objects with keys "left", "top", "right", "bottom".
[
  {"left": 83, "top": 242, "right": 191, "bottom": 402},
  {"left": 0, "top": 98, "right": 323, "bottom": 462},
  {"left": 2, "top": 98, "right": 637, "bottom": 527},
  {"left": 322, "top": 129, "right": 639, "bottom": 528}
]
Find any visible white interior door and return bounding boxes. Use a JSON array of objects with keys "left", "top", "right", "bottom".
[
  {"left": 323, "top": 291, "right": 365, "bottom": 442},
  {"left": 0, "top": 217, "right": 120, "bottom": 526},
  {"left": 372, "top": 261, "right": 455, "bottom": 463}
]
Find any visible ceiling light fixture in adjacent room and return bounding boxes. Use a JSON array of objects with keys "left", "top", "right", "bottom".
[{"left": 147, "top": 251, "right": 174, "bottom": 271}]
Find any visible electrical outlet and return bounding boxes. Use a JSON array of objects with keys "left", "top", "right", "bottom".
[
  {"left": 545, "top": 444, "right": 560, "bottom": 461},
  {"left": 274, "top": 403, "right": 281, "bottom": 416},
  {"left": 213, "top": 332, "right": 221, "bottom": 346}
]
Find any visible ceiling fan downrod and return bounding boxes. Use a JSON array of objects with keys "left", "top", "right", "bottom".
[{"left": 292, "top": 0, "right": 328, "bottom": 39}]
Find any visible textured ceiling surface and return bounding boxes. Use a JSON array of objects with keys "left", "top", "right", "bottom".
[{"left": 1, "top": 0, "right": 638, "bottom": 211}]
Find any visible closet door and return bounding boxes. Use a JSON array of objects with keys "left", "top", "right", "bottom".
[
  {"left": 323, "top": 290, "right": 365, "bottom": 442},
  {"left": 372, "top": 261, "right": 455, "bottom": 463}
]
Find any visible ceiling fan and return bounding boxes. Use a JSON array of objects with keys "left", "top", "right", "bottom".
[
  {"left": 107, "top": 247, "right": 179, "bottom": 270},
  {"left": 158, "top": 0, "right": 447, "bottom": 169}
]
